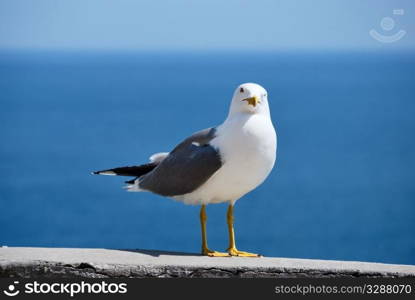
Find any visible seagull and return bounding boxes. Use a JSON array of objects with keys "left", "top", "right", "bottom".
[{"left": 93, "top": 83, "right": 277, "bottom": 257}]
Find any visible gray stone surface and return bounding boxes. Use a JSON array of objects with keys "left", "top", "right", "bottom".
[{"left": 1, "top": 247, "right": 414, "bottom": 278}]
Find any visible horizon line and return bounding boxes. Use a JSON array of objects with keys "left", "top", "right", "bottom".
[{"left": 1, "top": 46, "right": 415, "bottom": 55}]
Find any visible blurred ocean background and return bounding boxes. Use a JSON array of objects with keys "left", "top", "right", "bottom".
[{"left": 0, "top": 50, "right": 414, "bottom": 264}]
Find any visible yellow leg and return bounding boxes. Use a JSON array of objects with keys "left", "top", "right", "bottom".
[
  {"left": 226, "top": 204, "right": 260, "bottom": 257},
  {"left": 200, "top": 205, "right": 229, "bottom": 257}
]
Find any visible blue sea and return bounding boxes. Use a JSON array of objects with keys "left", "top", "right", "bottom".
[{"left": 0, "top": 50, "right": 414, "bottom": 265}]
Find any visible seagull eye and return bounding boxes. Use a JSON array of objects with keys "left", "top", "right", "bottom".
[
  {"left": 240, "top": 87, "right": 244, "bottom": 93},
  {"left": 263, "top": 94, "right": 267, "bottom": 97}
]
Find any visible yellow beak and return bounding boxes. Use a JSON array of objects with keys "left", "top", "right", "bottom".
[{"left": 242, "top": 96, "right": 260, "bottom": 107}]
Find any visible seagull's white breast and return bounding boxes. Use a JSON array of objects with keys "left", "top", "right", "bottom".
[{"left": 176, "top": 113, "right": 277, "bottom": 205}]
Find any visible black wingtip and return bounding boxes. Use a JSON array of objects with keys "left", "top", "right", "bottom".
[{"left": 91, "top": 171, "right": 99, "bottom": 175}]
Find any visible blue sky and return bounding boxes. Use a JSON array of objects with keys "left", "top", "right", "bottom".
[{"left": 0, "top": 0, "right": 414, "bottom": 51}]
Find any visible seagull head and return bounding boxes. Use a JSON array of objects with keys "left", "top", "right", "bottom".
[{"left": 228, "top": 83, "right": 270, "bottom": 117}]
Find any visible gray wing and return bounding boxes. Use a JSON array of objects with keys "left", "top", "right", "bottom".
[{"left": 138, "top": 127, "right": 222, "bottom": 196}]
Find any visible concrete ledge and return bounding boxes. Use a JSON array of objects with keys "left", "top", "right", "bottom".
[{"left": 1, "top": 247, "right": 414, "bottom": 278}]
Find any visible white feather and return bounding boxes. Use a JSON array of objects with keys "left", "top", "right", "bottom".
[
  {"left": 124, "top": 180, "right": 143, "bottom": 192},
  {"left": 149, "top": 152, "right": 169, "bottom": 163},
  {"left": 98, "top": 171, "right": 116, "bottom": 175}
]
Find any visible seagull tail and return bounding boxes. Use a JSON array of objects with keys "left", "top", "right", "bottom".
[{"left": 92, "top": 162, "right": 158, "bottom": 177}]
